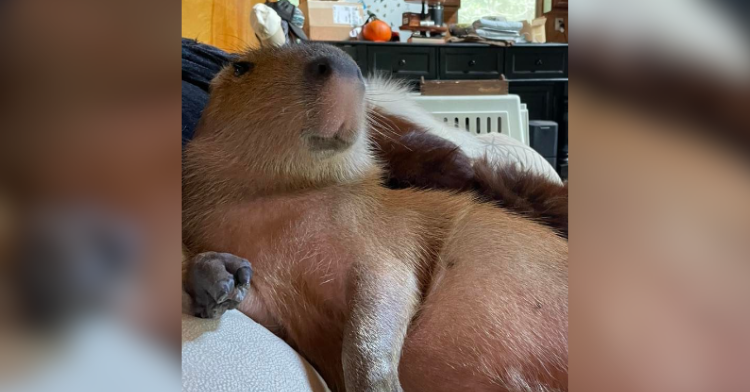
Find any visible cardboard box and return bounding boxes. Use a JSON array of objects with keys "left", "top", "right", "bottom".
[
  {"left": 520, "top": 17, "right": 547, "bottom": 43},
  {"left": 420, "top": 78, "right": 509, "bottom": 96},
  {"left": 299, "top": 0, "right": 365, "bottom": 41}
]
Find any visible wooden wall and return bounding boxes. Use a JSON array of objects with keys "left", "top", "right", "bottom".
[
  {"left": 182, "top": 0, "right": 262, "bottom": 52},
  {"left": 543, "top": 0, "right": 568, "bottom": 43},
  {"left": 544, "top": 9, "right": 568, "bottom": 43}
]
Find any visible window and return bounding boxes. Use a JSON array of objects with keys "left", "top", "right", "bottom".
[{"left": 458, "top": 0, "right": 538, "bottom": 24}]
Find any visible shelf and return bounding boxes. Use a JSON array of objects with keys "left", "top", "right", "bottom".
[{"left": 399, "top": 25, "right": 448, "bottom": 33}]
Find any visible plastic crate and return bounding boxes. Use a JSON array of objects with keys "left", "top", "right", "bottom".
[{"left": 409, "top": 94, "right": 530, "bottom": 145}]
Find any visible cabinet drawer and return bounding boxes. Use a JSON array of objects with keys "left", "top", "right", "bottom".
[
  {"left": 505, "top": 47, "right": 567, "bottom": 79},
  {"left": 439, "top": 47, "right": 503, "bottom": 79},
  {"left": 368, "top": 47, "right": 436, "bottom": 80},
  {"left": 508, "top": 81, "right": 557, "bottom": 120},
  {"left": 337, "top": 44, "right": 368, "bottom": 75}
]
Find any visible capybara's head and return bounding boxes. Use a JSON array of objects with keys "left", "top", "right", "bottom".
[{"left": 192, "top": 43, "right": 372, "bottom": 188}]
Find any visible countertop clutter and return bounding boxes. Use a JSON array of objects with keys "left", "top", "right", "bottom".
[
  {"left": 181, "top": 0, "right": 567, "bottom": 52},
  {"left": 298, "top": 0, "right": 552, "bottom": 46}
]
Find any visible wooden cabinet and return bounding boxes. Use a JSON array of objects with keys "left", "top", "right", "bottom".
[
  {"left": 333, "top": 42, "right": 567, "bottom": 84},
  {"left": 439, "top": 47, "right": 504, "bottom": 79},
  {"left": 504, "top": 46, "right": 567, "bottom": 79},
  {"left": 509, "top": 81, "right": 558, "bottom": 121},
  {"left": 509, "top": 80, "right": 567, "bottom": 177},
  {"left": 331, "top": 42, "right": 568, "bottom": 124},
  {"left": 368, "top": 46, "right": 437, "bottom": 81}
]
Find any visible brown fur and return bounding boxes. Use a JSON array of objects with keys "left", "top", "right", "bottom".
[
  {"left": 370, "top": 108, "right": 568, "bottom": 238},
  {"left": 375, "top": 129, "right": 475, "bottom": 192},
  {"left": 183, "top": 43, "right": 568, "bottom": 392},
  {"left": 473, "top": 161, "right": 568, "bottom": 238}
]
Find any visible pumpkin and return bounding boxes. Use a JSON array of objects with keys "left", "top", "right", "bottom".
[{"left": 362, "top": 17, "right": 392, "bottom": 42}]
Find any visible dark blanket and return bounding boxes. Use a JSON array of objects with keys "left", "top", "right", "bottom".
[{"left": 181, "top": 38, "right": 236, "bottom": 148}]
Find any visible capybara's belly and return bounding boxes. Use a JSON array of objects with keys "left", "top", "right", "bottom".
[{"left": 399, "top": 225, "right": 568, "bottom": 392}]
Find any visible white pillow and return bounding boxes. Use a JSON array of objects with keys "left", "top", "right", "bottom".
[
  {"left": 423, "top": 125, "right": 562, "bottom": 184},
  {"left": 182, "top": 310, "right": 330, "bottom": 392},
  {"left": 476, "top": 133, "right": 562, "bottom": 184}
]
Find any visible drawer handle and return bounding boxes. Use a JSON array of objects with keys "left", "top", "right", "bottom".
[
  {"left": 535, "top": 59, "right": 544, "bottom": 66},
  {"left": 398, "top": 59, "right": 407, "bottom": 66},
  {"left": 468, "top": 59, "right": 477, "bottom": 66}
]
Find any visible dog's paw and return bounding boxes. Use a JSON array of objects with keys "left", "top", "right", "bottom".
[{"left": 186, "top": 252, "right": 252, "bottom": 319}]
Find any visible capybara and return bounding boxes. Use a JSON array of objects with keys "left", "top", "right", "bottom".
[{"left": 183, "top": 43, "right": 567, "bottom": 392}]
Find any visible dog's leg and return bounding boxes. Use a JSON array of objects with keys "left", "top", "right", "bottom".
[{"left": 343, "top": 259, "right": 420, "bottom": 392}]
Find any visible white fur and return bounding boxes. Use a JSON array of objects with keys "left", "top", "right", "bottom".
[
  {"left": 365, "top": 76, "right": 486, "bottom": 152},
  {"left": 327, "top": 129, "right": 376, "bottom": 184},
  {"left": 364, "top": 76, "right": 563, "bottom": 184}
]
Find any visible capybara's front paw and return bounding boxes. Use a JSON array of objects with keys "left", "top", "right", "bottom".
[{"left": 186, "top": 252, "right": 252, "bottom": 319}]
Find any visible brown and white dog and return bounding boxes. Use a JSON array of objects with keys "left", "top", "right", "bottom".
[{"left": 182, "top": 43, "right": 568, "bottom": 392}]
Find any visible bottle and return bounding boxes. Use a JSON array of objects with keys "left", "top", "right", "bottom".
[{"left": 430, "top": 3, "right": 444, "bottom": 26}]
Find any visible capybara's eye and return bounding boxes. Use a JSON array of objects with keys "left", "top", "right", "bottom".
[{"left": 233, "top": 61, "right": 254, "bottom": 77}]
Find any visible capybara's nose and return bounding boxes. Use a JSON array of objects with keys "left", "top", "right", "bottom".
[{"left": 305, "top": 55, "right": 362, "bottom": 83}]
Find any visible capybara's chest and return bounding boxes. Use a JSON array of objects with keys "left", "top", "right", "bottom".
[
  {"left": 203, "top": 198, "right": 363, "bottom": 322},
  {"left": 223, "top": 202, "right": 363, "bottom": 386}
]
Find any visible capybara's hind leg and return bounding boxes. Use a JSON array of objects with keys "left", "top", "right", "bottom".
[{"left": 400, "top": 208, "right": 568, "bottom": 392}]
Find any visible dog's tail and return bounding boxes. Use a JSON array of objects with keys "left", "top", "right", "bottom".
[{"left": 473, "top": 159, "right": 568, "bottom": 239}]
